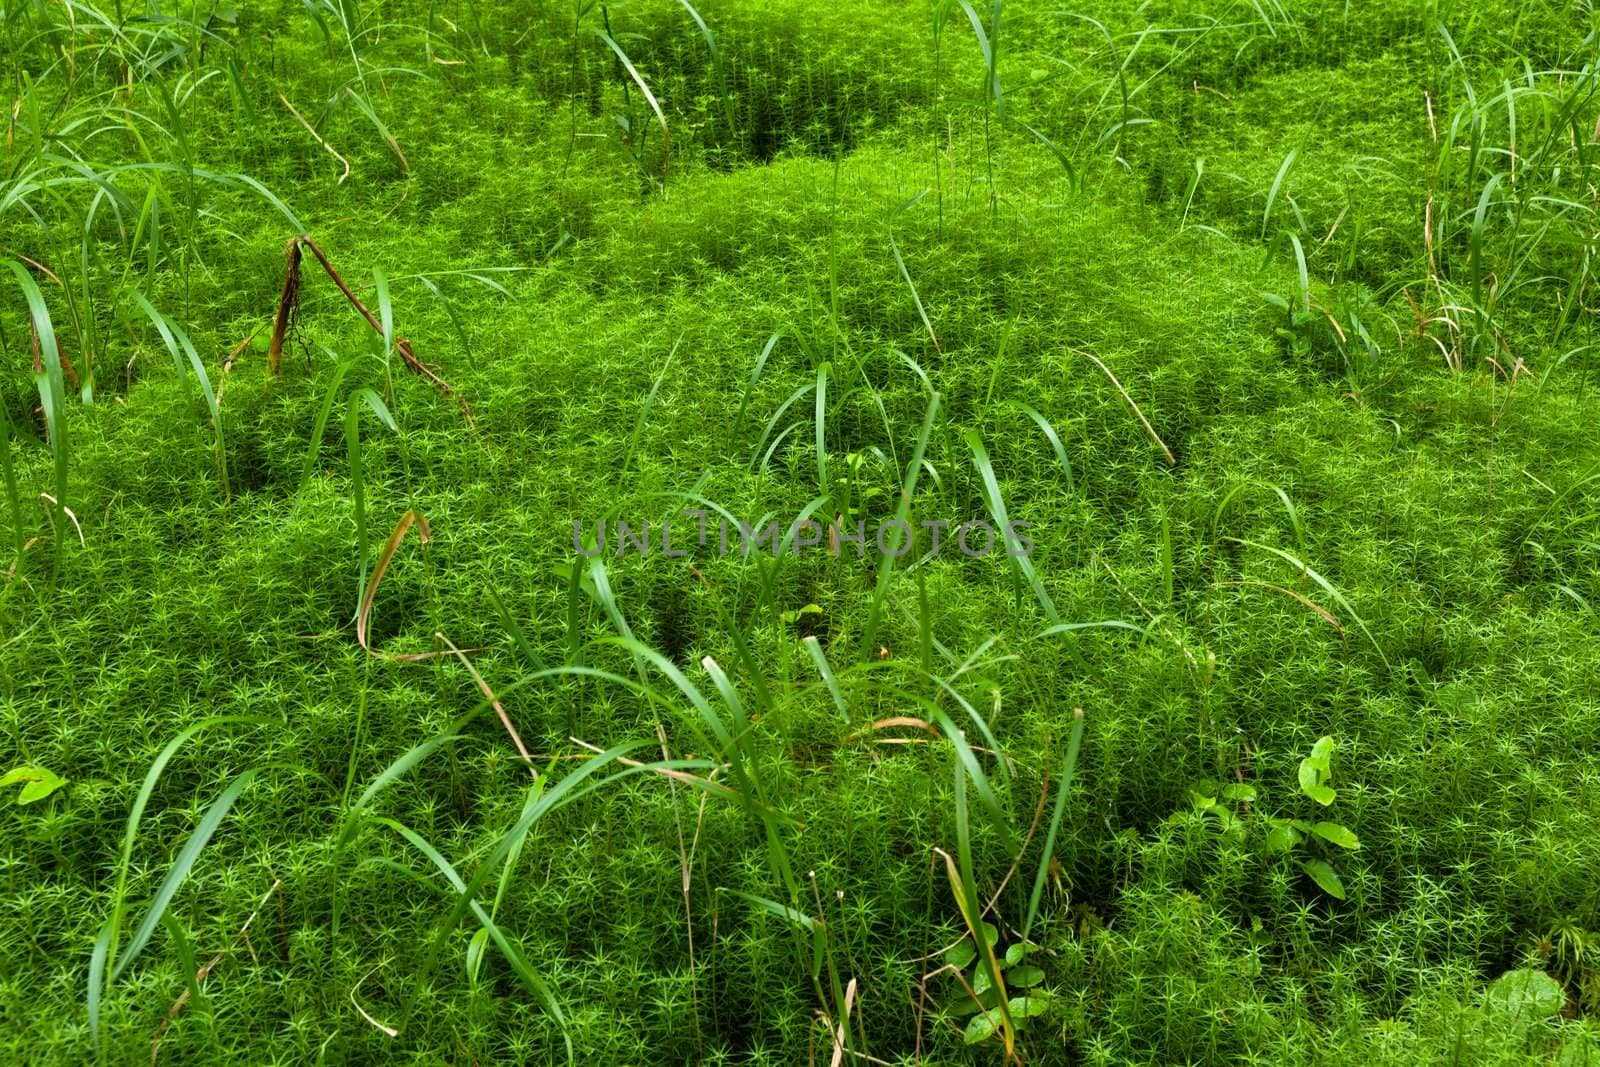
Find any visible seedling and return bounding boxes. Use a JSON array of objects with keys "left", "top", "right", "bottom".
[
  {"left": 942, "top": 921, "right": 1054, "bottom": 1046},
  {"left": 1191, "top": 735, "right": 1361, "bottom": 899}
]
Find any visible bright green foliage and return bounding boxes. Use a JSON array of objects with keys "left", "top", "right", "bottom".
[
  {"left": 0, "top": 765, "right": 68, "bottom": 806},
  {"left": 3, "top": 0, "right": 1600, "bottom": 1063},
  {"left": 1488, "top": 968, "right": 1567, "bottom": 1020},
  {"left": 942, "top": 924, "right": 1055, "bottom": 1045},
  {"left": 1189, "top": 735, "right": 1360, "bottom": 899}
]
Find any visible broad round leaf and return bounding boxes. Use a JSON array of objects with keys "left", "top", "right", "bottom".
[
  {"left": 1008, "top": 964, "right": 1046, "bottom": 988},
  {"left": 1008, "top": 992, "right": 1051, "bottom": 1018},
  {"left": 1265, "top": 822, "right": 1302, "bottom": 854},
  {"left": 963, "top": 1009, "right": 1000, "bottom": 1045},
  {"left": 943, "top": 938, "right": 976, "bottom": 970},
  {"left": 1487, "top": 968, "right": 1565, "bottom": 1018}
]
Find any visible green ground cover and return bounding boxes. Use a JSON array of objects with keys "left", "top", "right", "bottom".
[{"left": 3, "top": 0, "right": 1600, "bottom": 1062}]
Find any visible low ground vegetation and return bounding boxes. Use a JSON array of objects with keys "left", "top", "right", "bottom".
[{"left": 3, "top": 1, "right": 1600, "bottom": 1062}]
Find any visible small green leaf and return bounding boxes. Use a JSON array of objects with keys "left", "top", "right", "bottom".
[
  {"left": 1007, "top": 992, "right": 1051, "bottom": 1018},
  {"left": 943, "top": 938, "right": 976, "bottom": 970},
  {"left": 779, "top": 603, "right": 823, "bottom": 624},
  {"left": 1296, "top": 755, "right": 1319, "bottom": 786},
  {"left": 1312, "top": 821, "right": 1361, "bottom": 850},
  {"left": 1008, "top": 964, "right": 1045, "bottom": 988},
  {"left": 20, "top": 780, "right": 56, "bottom": 805},
  {"left": 963, "top": 1009, "right": 1001, "bottom": 1044},
  {"left": 946, "top": 987, "right": 1003, "bottom": 1016},
  {"left": 1300, "top": 858, "right": 1346, "bottom": 899},
  {"left": 1222, "top": 782, "right": 1258, "bottom": 803},
  {"left": 973, "top": 964, "right": 992, "bottom": 995},
  {"left": 1004, "top": 941, "right": 1034, "bottom": 967},
  {"left": 1, "top": 767, "right": 39, "bottom": 787},
  {"left": 977, "top": 920, "right": 999, "bottom": 948},
  {"left": 1298, "top": 736, "right": 1337, "bottom": 805},
  {"left": 1264, "top": 822, "right": 1302, "bottom": 853},
  {"left": 1, "top": 766, "right": 68, "bottom": 805},
  {"left": 1302, "top": 782, "right": 1336, "bottom": 805}
]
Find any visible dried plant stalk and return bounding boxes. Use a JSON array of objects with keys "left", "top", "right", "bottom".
[{"left": 266, "top": 234, "right": 473, "bottom": 422}]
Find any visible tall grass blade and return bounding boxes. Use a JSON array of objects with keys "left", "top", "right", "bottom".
[
  {"left": 858, "top": 391, "right": 940, "bottom": 661},
  {"left": 300, "top": 356, "right": 354, "bottom": 491},
  {"left": 94, "top": 716, "right": 271, "bottom": 1040},
  {"left": 111, "top": 769, "right": 261, "bottom": 984},
  {"left": 962, "top": 428, "right": 1060, "bottom": 624},
  {"left": 815, "top": 360, "right": 830, "bottom": 496},
  {"left": 126, "top": 290, "right": 228, "bottom": 495},
  {"left": 1008, "top": 400, "right": 1074, "bottom": 493},
  {"left": 1262, "top": 147, "right": 1299, "bottom": 238},
  {"left": 1023, "top": 707, "right": 1085, "bottom": 939},
  {"left": 889, "top": 234, "right": 940, "bottom": 352},
  {"left": 345, "top": 386, "right": 397, "bottom": 608},
  {"left": 381, "top": 815, "right": 573, "bottom": 1061},
  {"left": 586, "top": 27, "right": 671, "bottom": 187},
  {"left": 802, "top": 635, "right": 848, "bottom": 721},
  {"left": 1229, "top": 537, "right": 1390, "bottom": 669},
  {"left": 5, "top": 260, "right": 68, "bottom": 513}
]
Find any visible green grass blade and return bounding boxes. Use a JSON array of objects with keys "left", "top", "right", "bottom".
[
  {"left": 718, "top": 888, "right": 823, "bottom": 978},
  {"left": 125, "top": 290, "right": 228, "bottom": 494},
  {"left": 802, "top": 636, "right": 848, "bottom": 721},
  {"left": 101, "top": 716, "right": 272, "bottom": 988},
  {"left": 962, "top": 428, "right": 1060, "bottom": 624},
  {"left": 858, "top": 391, "right": 940, "bottom": 661},
  {"left": 300, "top": 357, "right": 354, "bottom": 492},
  {"left": 1230, "top": 537, "right": 1390, "bottom": 669},
  {"left": 731, "top": 331, "right": 782, "bottom": 452},
  {"left": 889, "top": 234, "right": 940, "bottom": 352},
  {"left": 1007, "top": 400, "right": 1074, "bottom": 493},
  {"left": 623, "top": 337, "right": 677, "bottom": 478},
  {"left": 585, "top": 27, "right": 670, "bottom": 185},
  {"left": 815, "top": 360, "right": 830, "bottom": 497},
  {"left": 486, "top": 585, "right": 549, "bottom": 672},
  {"left": 86, "top": 918, "right": 113, "bottom": 1054},
  {"left": 1262, "top": 147, "right": 1298, "bottom": 238},
  {"left": 111, "top": 769, "right": 261, "bottom": 984},
  {"left": 380, "top": 816, "right": 573, "bottom": 1063},
  {"left": 4, "top": 260, "right": 68, "bottom": 511},
  {"left": 1023, "top": 708, "right": 1085, "bottom": 939},
  {"left": 417, "top": 275, "right": 475, "bottom": 369}
]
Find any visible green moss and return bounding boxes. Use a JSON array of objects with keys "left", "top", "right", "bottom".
[{"left": 2, "top": 0, "right": 1600, "bottom": 1062}]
